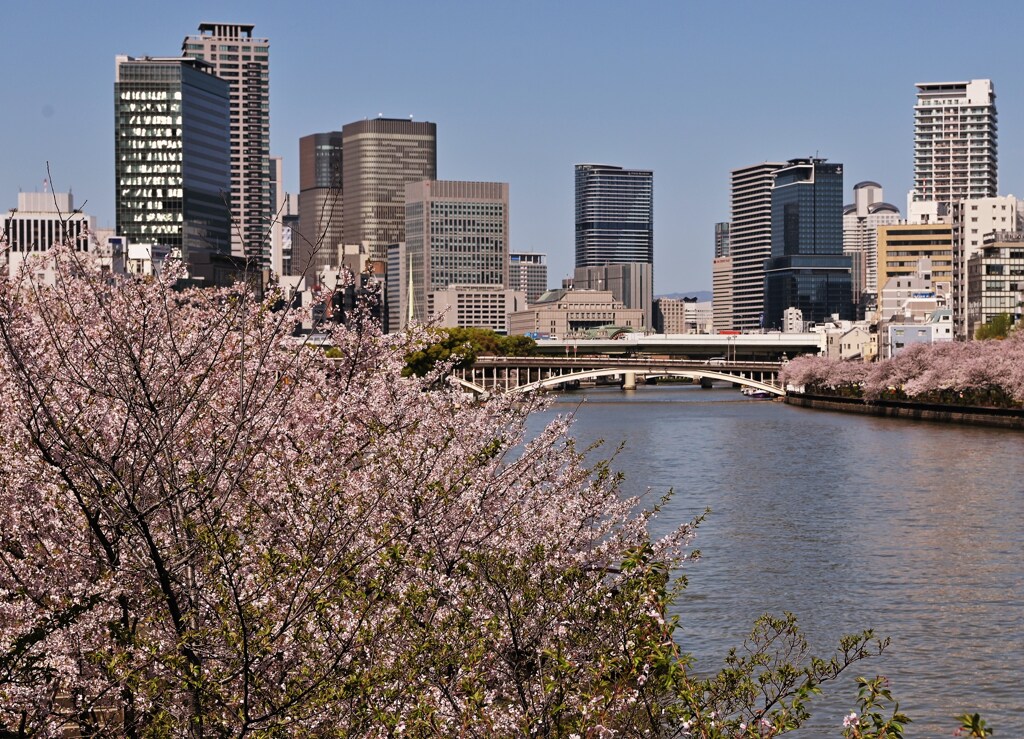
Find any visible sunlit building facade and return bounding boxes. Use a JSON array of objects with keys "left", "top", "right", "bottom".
[{"left": 114, "top": 55, "right": 231, "bottom": 255}]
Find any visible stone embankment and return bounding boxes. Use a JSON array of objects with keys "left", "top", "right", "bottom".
[{"left": 785, "top": 392, "right": 1024, "bottom": 430}]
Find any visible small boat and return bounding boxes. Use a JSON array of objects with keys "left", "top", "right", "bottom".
[{"left": 741, "top": 387, "right": 773, "bottom": 399}]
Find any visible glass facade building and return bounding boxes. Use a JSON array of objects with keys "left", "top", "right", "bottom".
[
  {"left": 763, "top": 158, "right": 853, "bottom": 328},
  {"left": 574, "top": 164, "right": 653, "bottom": 267},
  {"left": 114, "top": 56, "right": 231, "bottom": 256}
]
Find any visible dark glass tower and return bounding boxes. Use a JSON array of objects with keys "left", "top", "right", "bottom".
[
  {"left": 294, "top": 131, "right": 343, "bottom": 277},
  {"left": 763, "top": 158, "right": 853, "bottom": 328},
  {"left": 574, "top": 164, "right": 653, "bottom": 267},
  {"left": 114, "top": 56, "right": 231, "bottom": 256}
]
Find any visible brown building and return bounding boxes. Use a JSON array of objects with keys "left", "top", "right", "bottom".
[
  {"left": 293, "top": 131, "right": 344, "bottom": 278},
  {"left": 342, "top": 118, "right": 437, "bottom": 262}
]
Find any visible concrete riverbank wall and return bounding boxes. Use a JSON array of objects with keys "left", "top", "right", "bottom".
[{"left": 785, "top": 393, "right": 1024, "bottom": 430}]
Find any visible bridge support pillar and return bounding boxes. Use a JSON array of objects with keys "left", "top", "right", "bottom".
[
  {"left": 622, "top": 371, "right": 636, "bottom": 391},
  {"left": 700, "top": 376, "right": 715, "bottom": 389}
]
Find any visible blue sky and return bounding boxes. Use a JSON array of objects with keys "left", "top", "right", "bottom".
[{"left": 3, "top": 0, "right": 1023, "bottom": 292}]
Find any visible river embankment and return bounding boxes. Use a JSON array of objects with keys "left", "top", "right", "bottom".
[{"left": 785, "top": 392, "right": 1024, "bottom": 429}]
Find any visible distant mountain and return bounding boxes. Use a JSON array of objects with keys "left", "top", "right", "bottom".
[{"left": 656, "top": 291, "right": 712, "bottom": 302}]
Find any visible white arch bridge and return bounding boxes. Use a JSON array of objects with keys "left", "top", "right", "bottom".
[{"left": 454, "top": 356, "right": 786, "bottom": 396}]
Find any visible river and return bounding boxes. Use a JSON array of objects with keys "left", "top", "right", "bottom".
[{"left": 526, "top": 383, "right": 1024, "bottom": 735}]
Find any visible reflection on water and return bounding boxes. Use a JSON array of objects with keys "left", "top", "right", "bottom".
[{"left": 526, "top": 384, "right": 1024, "bottom": 735}]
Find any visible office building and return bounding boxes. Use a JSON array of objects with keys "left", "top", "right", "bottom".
[
  {"left": 654, "top": 297, "right": 713, "bottom": 334},
  {"left": 182, "top": 23, "right": 271, "bottom": 266},
  {"left": 574, "top": 164, "right": 653, "bottom": 267},
  {"left": 951, "top": 195, "right": 1020, "bottom": 337},
  {"left": 729, "top": 162, "right": 785, "bottom": 331},
  {"left": 712, "top": 221, "right": 733, "bottom": 332},
  {"left": 911, "top": 80, "right": 997, "bottom": 218},
  {"left": 572, "top": 262, "right": 653, "bottom": 329},
  {"left": 403, "top": 180, "right": 509, "bottom": 327},
  {"left": 294, "top": 131, "right": 343, "bottom": 278},
  {"left": 842, "top": 181, "right": 900, "bottom": 304},
  {"left": 4, "top": 192, "right": 94, "bottom": 278},
  {"left": 763, "top": 158, "right": 853, "bottom": 328},
  {"left": 509, "top": 252, "right": 548, "bottom": 303},
  {"left": 114, "top": 55, "right": 231, "bottom": 257},
  {"left": 966, "top": 230, "right": 1024, "bottom": 338},
  {"left": 342, "top": 118, "right": 437, "bottom": 262},
  {"left": 268, "top": 155, "right": 296, "bottom": 279},
  {"left": 876, "top": 223, "right": 953, "bottom": 302}
]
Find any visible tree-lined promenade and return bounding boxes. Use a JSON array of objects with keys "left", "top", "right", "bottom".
[
  {"left": 780, "top": 329, "right": 1024, "bottom": 409},
  {"left": 0, "top": 247, "right": 994, "bottom": 737}
]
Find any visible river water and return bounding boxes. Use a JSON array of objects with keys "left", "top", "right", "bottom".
[{"left": 526, "top": 383, "right": 1024, "bottom": 735}]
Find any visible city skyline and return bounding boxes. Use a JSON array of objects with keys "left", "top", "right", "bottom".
[{"left": 4, "top": 1, "right": 1024, "bottom": 293}]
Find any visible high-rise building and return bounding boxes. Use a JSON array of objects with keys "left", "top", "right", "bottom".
[
  {"left": 268, "top": 155, "right": 296, "bottom": 279},
  {"left": 403, "top": 180, "right": 510, "bottom": 328},
  {"left": 294, "top": 131, "right": 343, "bottom": 278},
  {"left": 911, "top": 80, "right": 997, "bottom": 217},
  {"left": 574, "top": 164, "right": 653, "bottom": 267},
  {"left": 342, "top": 118, "right": 437, "bottom": 262},
  {"left": 712, "top": 221, "right": 733, "bottom": 332},
  {"left": 182, "top": 23, "right": 271, "bottom": 266},
  {"left": 114, "top": 55, "right": 231, "bottom": 257},
  {"left": 509, "top": 252, "right": 548, "bottom": 303},
  {"left": 729, "top": 162, "right": 785, "bottom": 331},
  {"left": 763, "top": 158, "right": 853, "bottom": 328},
  {"left": 842, "top": 181, "right": 900, "bottom": 305}
]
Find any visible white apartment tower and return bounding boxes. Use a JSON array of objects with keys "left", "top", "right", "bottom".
[
  {"left": 183, "top": 23, "right": 271, "bottom": 267},
  {"left": 729, "top": 162, "right": 785, "bottom": 331},
  {"left": 911, "top": 80, "right": 997, "bottom": 219}
]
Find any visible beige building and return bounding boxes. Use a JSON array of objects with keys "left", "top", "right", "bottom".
[
  {"left": 430, "top": 285, "right": 526, "bottom": 333},
  {"left": 404, "top": 180, "right": 509, "bottom": 327},
  {"left": 654, "top": 298, "right": 713, "bottom": 334},
  {"left": 712, "top": 255, "right": 733, "bottom": 333},
  {"left": 876, "top": 223, "right": 953, "bottom": 301},
  {"left": 509, "top": 289, "right": 644, "bottom": 339}
]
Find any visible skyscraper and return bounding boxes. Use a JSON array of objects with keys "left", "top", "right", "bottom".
[
  {"left": 182, "top": 23, "right": 271, "bottom": 267},
  {"left": 574, "top": 164, "right": 653, "bottom": 267},
  {"left": 294, "top": 131, "right": 343, "bottom": 277},
  {"left": 114, "top": 55, "right": 231, "bottom": 256},
  {"left": 574, "top": 164, "right": 653, "bottom": 325},
  {"left": 911, "top": 80, "right": 997, "bottom": 218},
  {"left": 342, "top": 118, "right": 437, "bottom": 262},
  {"left": 729, "top": 162, "right": 785, "bottom": 330},
  {"left": 763, "top": 158, "right": 852, "bottom": 328}
]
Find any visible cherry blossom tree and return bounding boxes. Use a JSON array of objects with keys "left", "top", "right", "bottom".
[{"left": 0, "top": 245, "right": 902, "bottom": 737}]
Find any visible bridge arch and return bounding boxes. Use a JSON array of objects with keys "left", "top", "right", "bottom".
[{"left": 505, "top": 368, "right": 784, "bottom": 396}]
